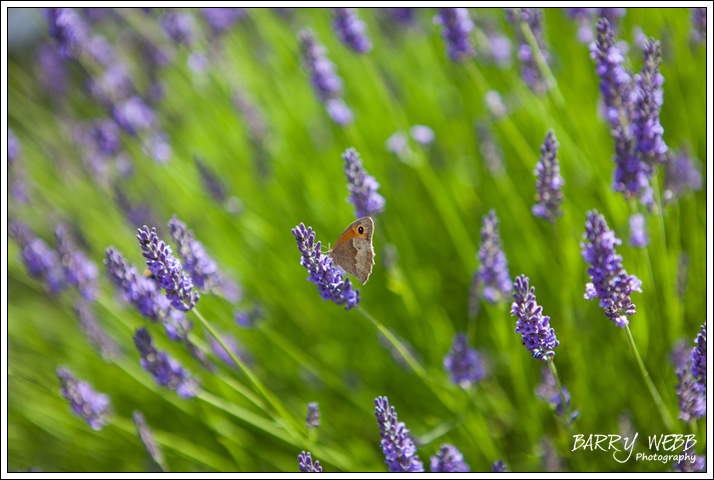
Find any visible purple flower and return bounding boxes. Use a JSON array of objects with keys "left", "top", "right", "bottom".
[
  {"left": 443, "top": 333, "right": 485, "bottom": 388},
  {"left": 57, "top": 367, "right": 111, "bottom": 430},
  {"left": 133, "top": 411, "right": 164, "bottom": 467},
  {"left": 306, "top": 402, "right": 321, "bottom": 428},
  {"left": 209, "top": 333, "right": 251, "bottom": 370},
  {"left": 511, "top": 275, "right": 559, "bottom": 361},
  {"left": 159, "top": 11, "right": 195, "bottom": 46},
  {"left": 54, "top": 224, "right": 98, "bottom": 301},
  {"left": 434, "top": 8, "right": 475, "bottom": 62},
  {"left": 35, "top": 42, "right": 68, "bottom": 96},
  {"left": 42, "top": 8, "right": 89, "bottom": 60},
  {"left": 385, "top": 131, "right": 408, "bottom": 156},
  {"left": 690, "top": 323, "right": 706, "bottom": 387},
  {"left": 234, "top": 302, "right": 265, "bottom": 329},
  {"left": 472, "top": 209, "right": 512, "bottom": 306},
  {"left": 133, "top": 327, "right": 199, "bottom": 398},
  {"left": 663, "top": 148, "right": 703, "bottom": 204},
  {"left": 374, "top": 396, "right": 424, "bottom": 472},
  {"left": 532, "top": 130, "right": 564, "bottom": 222},
  {"left": 581, "top": 210, "right": 642, "bottom": 327},
  {"left": 506, "top": 8, "right": 551, "bottom": 93},
  {"left": 343, "top": 147, "right": 385, "bottom": 219},
  {"left": 86, "top": 34, "right": 115, "bottom": 66},
  {"left": 430, "top": 444, "right": 470, "bottom": 472},
  {"left": 232, "top": 88, "right": 268, "bottom": 143},
  {"left": 192, "top": 157, "right": 227, "bottom": 202},
  {"left": 79, "top": 119, "right": 122, "bottom": 156},
  {"left": 142, "top": 131, "right": 172, "bottom": 163},
  {"left": 8, "top": 128, "right": 20, "bottom": 162},
  {"left": 410, "top": 125, "right": 435, "bottom": 145},
  {"left": 168, "top": 216, "right": 222, "bottom": 292},
  {"left": 137, "top": 226, "right": 200, "bottom": 311},
  {"left": 483, "top": 90, "right": 508, "bottom": 119},
  {"left": 628, "top": 213, "right": 649, "bottom": 248},
  {"left": 10, "top": 222, "right": 65, "bottom": 294},
  {"left": 333, "top": 8, "right": 372, "bottom": 54},
  {"left": 690, "top": 8, "right": 706, "bottom": 44},
  {"left": 673, "top": 447, "right": 706, "bottom": 472},
  {"left": 535, "top": 365, "right": 578, "bottom": 420},
  {"left": 89, "top": 63, "right": 136, "bottom": 106},
  {"left": 298, "top": 451, "right": 322, "bottom": 472},
  {"left": 113, "top": 187, "right": 160, "bottom": 230},
  {"left": 325, "top": 98, "right": 353, "bottom": 126},
  {"left": 74, "top": 299, "right": 120, "bottom": 360},
  {"left": 113, "top": 96, "right": 156, "bottom": 135},
  {"left": 291, "top": 223, "right": 360, "bottom": 310},
  {"left": 676, "top": 368, "right": 706, "bottom": 424},
  {"left": 383, "top": 8, "right": 415, "bottom": 25},
  {"left": 670, "top": 338, "right": 692, "bottom": 371},
  {"left": 299, "top": 29, "right": 343, "bottom": 102},
  {"left": 200, "top": 8, "right": 245, "bottom": 33},
  {"left": 491, "top": 459, "right": 508, "bottom": 472},
  {"left": 475, "top": 122, "right": 505, "bottom": 178},
  {"left": 631, "top": 38, "right": 668, "bottom": 167}
]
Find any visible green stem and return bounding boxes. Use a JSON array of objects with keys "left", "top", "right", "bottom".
[
  {"left": 547, "top": 358, "right": 574, "bottom": 437},
  {"left": 623, "top": 324, "right": 673, "bottom": 431}
]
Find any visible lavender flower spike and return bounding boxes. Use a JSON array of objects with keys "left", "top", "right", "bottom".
[
  {"left": 492, "top": 459, "right": 508, "bottom": 472},
  {"left": 306, "top": 402, "right": 321, "bottom": 428},
  {"left": 133, "top": 411, "right": 165, "bottom": 467},
  {"left": 443, "top": 333, "right": 485, "bottom": 388},
  {"left": 434, "top": 8, "right": 475, "bottom": 63},
  {"left": 511, "top": 275, "right": 559, "bottom": 360},
  {"left": 628, "top": 213, "right": 649, "bottom": 248},
  {"left": 57, "top": 367, "right": 111, "bottom": 430},
  {"left": 298, "top": 451, "right": 323, "bottom": 472},
  {"left": 42, "top": 8, "right": 89, "bottom": 60},
  {"left": 333, "top": 8, "right": 372, "bottom": 54},
  {"left": 532, "top": 130, "right": 564, "bottom": 222},
  {"left": 374, "top": 396, "right": 424, "bottom": 472},
  {"left": 663, "top": 148, "right": 703, "bottom": 204},
  {"left": 168, "top": 215, "right": 222, "bottom": 292},
  {"left": 472, "top": 209, "right": 512, "bottom": 305},
  {"left": 690, "top": 323, "right": 706, "bottom": 387},
  {"left": 137, "top": 225, "right": 199, "bottom": 311},
  {"left": 505, "top": 8, "right": 551, "bottom": 94},
  {"left": 299, "top": 29, "right": 343, "bottom": 102},
  {"left": 343, "top": 147, "right": 385, "bottom": 219},
  {"left": 292, "top": 223, "right": 360, "bottom": 310},
  {"left": 133, "top": 327, "right": 198, "bottom": 398},
  {"left": 676, "top": 368, "right": 706, "bottom": 424},
  {"left": 430, "top": 444, "right": 470, "bottom": 472},
  {"left": 581, "top": 210, "right": 642, "bottom": 328}
]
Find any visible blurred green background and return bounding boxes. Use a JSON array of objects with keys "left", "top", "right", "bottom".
[{"left": 7, "top": 8, "right": 706, "bottom": 472}]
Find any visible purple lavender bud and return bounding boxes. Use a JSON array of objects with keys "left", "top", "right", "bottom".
[
  {"left": 535, "top": 365, "right": 578, "bottom": 419},
  {"left": 628, "top": 213, "right": 649, "bottom": 248},
  {"left": 159, "top": 11, "right": 195, "bottom": 47},
  {"left": 200, "top": 8, "right": 245, "bottom": 33},
  {"left": 532, "top": 130, "right": 564, "bottom": 223},
  {"left": 663, "top": 148, "right": 703, "bottom": 204},
  {"left": 690, "top": 323, "right": 706, "bottom": 387},
  {"left": 168, "top": 215, "right": 222, "bottom": 292},
  {"left": 676, "top": 368, "right": 706, "bottom": 424},
  {"left": 209, "top": 333, "right": 251, "bottom": 370},
  {"left": 409, "top": 125, "right": 435, "bottom": 145},
  {"left": 505, "top": 8, "right": 551, "bottom": 93},
  {"left": 325, "top": 98, "right": 354, "bottom": 126},
  {"left": 81, "top": 119, "right": 122, "bottom": 156},
  {"left": 306, "top": 402, "right": 321, "bottom": 428},
  {"left": 137, "top": 226, "right": 199, "bottom": 311},
  {"left": 86, "top": 34, "right": 115, "bottom": 66},
  {"left": 690, "top": 8, "right": 706, "bottom": 44},
  {"left": 430, "top": 444, "right": 470, "bottom": 472},
  {"left": 291, "top": 223, "right": 360, "bottom": 310},
  {"left": 299, "top": 29, "right": 343, "bottom": 102},
  {"left": 673, "top": 447, "right": 706, "bottom": 472},
  {"left": 298, "top": 451, "right": 323, "bottom": 472},
  {"left": 132, "top": 411, "right": 164, "bottom": 467},
  {"left": 385, "top": 131, "right": 408, "bottom": 156},
  {"left": 383, "top": 8, "right": 415, "bottom": 25},
  {"left": 54, "top": 225, "right": 98, "bottom": 301},
  {"left": 631, "top": 38, "right": 668, "bottom": 166},
  {"left": 333, "top": 8, "right": 372, "bottom": 54},
  {"left": 233, "top": 302, "right": 265, "bottom": 329},
  {"left": 443, "top": 333, "right": 485, "bottom": 388},
  {"left": 113, "top": 96, "right": 156, "bottom": 135},
  {"left": 133, "top": 327, "right": 199, "bottom": 398},
  {"left": 343, "top": 147, "right": 385, "bottom": 219},
  {"left": 113, "top": 187, "right": 160, "bottom": 231},
  {"left": 57, "top": 367, "right": 111, "bottom": 430},
  {"left": 89, "top": 63, "right": 136, "bottom": 107},
  {"left": 232, "top": 88, "right": 268, "bottom": 143},
  {"left": 142, "top": 131, "right": 172, "bottom": 164},
  {"left": 374, "top": 396, "right": 424, "bottom": 472},
  {"left": 11, "top": 223, "right": 66, "bottom": 294},
  {"left": 475, "top": 122, "right": 505, "bottom": 178},
  {"left": 511, "top": 275, "right": 559, "bottom": 361},
  {"left": 193, "top": 157, "right": 227, "bottom": 202},
  {"left": 8, "top": 128, "right": 20, "bottom": 162},
  {"left": 35, "top": 42, "right": 68, "bottom": 96},
  {"left": 483, "top": 90, "right": 508, "bottom": 119},
  {"left": 473, "top": 210, "right": 512, "bottom": 305},
  {"left": 589, "top": 18, "right": 632, "bottom": 126},
  {"left": 491, "top": 459, "right": 508, "bottom": 472},
  {"left": 74, "top": 299, "right": 120, "bottom": 360},
  {"left": 670, "top": 338, "right": 692, "bottom": 371},
  {"left": 581, "top": 210, "right": 642, "bottom": 328},
  {"left": 434, "top": 8, "right": 475, "bottom": 62},
  {"left": 187, "top": 52, "right": 208, "bottom": 74},
  {"left": 42, "top": 8, "right": 89, "bottom": 60}
]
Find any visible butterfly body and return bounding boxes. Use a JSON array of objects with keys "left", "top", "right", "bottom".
[{"left": 328, "top": 216, "right": 375, "bottom": 284}]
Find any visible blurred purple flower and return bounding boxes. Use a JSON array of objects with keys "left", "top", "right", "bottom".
[
  {"left": 374, "top": 396, "right": 424, "bottom": 472},
  {"left": 291, "top": 223, "right": 360, "bottom": 310},
  {"left": 74, "top": 299, "right": 120, "bottom": 360},
  {"left": 663, "top": 148, "right": 702, "bottom": 204},
  {"left": 581, "top": 210, "right": 642, "bottom": 328},
  {"left": 443, "top": 333, "right": 485, "bottom": 388},
  {"left": 133, "top": 327, "right": 198, "bottom": 398},
  {"left": 676, "top": 368, "right": 706, "bottom": 424},
  {"left": 410, "top": 125, "right": 435, "bottom": 145},
  {"left": 385, "top": 131, "right": 408, "bottom": 156},
  {"left": 35, "top": 42, "right": 68, "bottom": 96},
  {"left": 475, "top": 122, "right": 505, "bottom": 178},
  {"left": 325, "top": 98, "right": 353, "bottom": 126},
  {"left": 55, "top": 224, "right": 98, "bottom": 301},
  {"left": 306, "top": 402, "right": 321, "bottom": 428},
  {"left": 210, "top": 333, "right": 251, "bottom": 370},
  {"left": 532, "top": 130, "right": 564, "bottom": 222},
  {"left": 42, "top": 8, "right": 89, "bottom": 60},
  {"left": 690, "top": 8, "right": 706, "bottom": 44},
  {"left": 535, "top": 365, "right": 578, "bottom": 420},
  {"left": 472, "top": 209, "right": 512, "bottom": 306},
  {"left": 234, "top": 302, "right": 265, "bottom": 329},
  {"left": 333, "top": 8, "right": 372, "bottom": 54},
  {"left": 491, "top": 459, "right": 508, "bottom": 472},
  {"left": 343, "top": 147, "right": 385, "bottom": 219},
  {"left": 10, "top": 222, "right": 65, "bottom": 294},
  {"left": 690, "top": 323, "right": 706, "bottom": 387},
  {"left": 201, "top": 8, "right": 245, "bottom": 33},
  {"left": 506, "top": 8, "right": 551, "bottom": 93},
  {"left": 511, "top": 275, "right": 559, "bottom": 361},
  {"left": 298, "top": 451, "right": 322, "bottom": 472},
  {"left": 159, "top": 11, "right": 195, "bottom": 46},
  {"left": 113, "top": 96, "right": 156, "bottom": 135},
  {"left": 483, "top": 90, "right": 508, "bottom": 119},
  {"left": 133, "top": 411, "right": 165, "bottom": 467},
  {"left": 8, "top": 128, "right": 20, "bottom": 162},
  {"left": 673, "top": 447, "right": 706, "bottom": 472},
  {"left": 232, "top": 88, "right": 268, "bottom": 143},
  {"left": 434, "top": 8, "right": 475, "bottom": 62},
  {"left": 86, "top": 34, "right": 115, "bottom": 66},
  {"left": 168, "top": 215, "right": 222, "bottom": 292},
  {"left": 299, "top": 29, "right": 343, "bottom": 102},
  {"left": 57, "top": 367, "right": 111, "bottom": 430},
  {"left": 628, "top": 213, "right": 649, "bottom": 248},
  {"left": 383, "top": 8, "right": 415, "bottom": 25},
  {"left": 430, "top": 444, "right": 470, "bottom": 472},
  {"left": 194, "top": 157, "right": 227, "bottom": 202}
]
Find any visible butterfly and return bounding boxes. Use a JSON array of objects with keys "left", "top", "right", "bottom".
[{"left": 328, "top": 216, "right": 375, "bottom": 285}]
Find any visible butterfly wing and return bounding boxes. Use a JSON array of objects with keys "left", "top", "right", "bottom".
[{"left": 330, "top": 217, "right": 375, "bottom": 284}]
